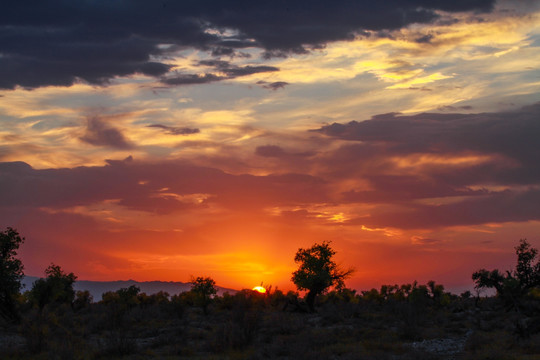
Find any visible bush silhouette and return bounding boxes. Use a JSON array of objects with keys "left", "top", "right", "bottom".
[{"left": 29, "top": 263, "right": 77, "bottom": 312}]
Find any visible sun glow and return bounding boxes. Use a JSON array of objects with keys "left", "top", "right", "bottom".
[{"left": 252, "top": 286, "right": 267, "bottom": 294}]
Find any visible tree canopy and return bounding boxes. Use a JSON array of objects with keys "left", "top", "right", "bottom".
[
  {"left": 190, "top": 276, "right": 217, "bottom": 314},
  {"left": 291, "top": 241, "right": 353, "bottom": 311},
  {"left": 0, "top": 227, "right": 25, "bottom": 321},
  {"left": 472, "top": 239, "right": 540, "bottom": 308},
  {"left": 29, "top": 263, "right": 77, "bottom": 311}
]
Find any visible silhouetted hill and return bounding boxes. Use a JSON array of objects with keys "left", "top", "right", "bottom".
[{"left": 21, "top": 276, "right": 237, "bottom": 301}]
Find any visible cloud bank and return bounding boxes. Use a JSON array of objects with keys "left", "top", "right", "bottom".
[
  {"left": 1, "top": 103, "right": 539, "bottom": 231},
  {"left": 315, "top": 103, "right": 540, "bottom": 228},
  {"left": 0, "top": 0, "right": 495, "bottom": 89}
]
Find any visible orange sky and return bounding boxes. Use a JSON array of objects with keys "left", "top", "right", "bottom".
[{"left": 1, "top": 0, "right": 540, "bottom": 294}]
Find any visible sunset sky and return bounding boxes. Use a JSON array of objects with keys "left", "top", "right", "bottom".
[{"left": 1, "top": 0, "right": 540, "bottom": 294}]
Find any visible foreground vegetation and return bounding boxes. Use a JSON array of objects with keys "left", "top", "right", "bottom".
[
  {"left": 1, "top": 228, "right": 539, "bottom": 359},
  {"left": 1, "top": 282, "right": 539, "bottom": 359}
]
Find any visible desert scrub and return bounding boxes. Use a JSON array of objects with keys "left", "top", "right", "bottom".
[
  {"left": 96, "top": 330, "right": 138, "bottom": 358},
  {"left": 464, "top": 330, "right": 518, "bottom": 359}
]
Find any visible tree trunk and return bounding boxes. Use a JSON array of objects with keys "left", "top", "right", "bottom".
[{"left": 306, "top": 290, "right": 318, "bottom": 312}]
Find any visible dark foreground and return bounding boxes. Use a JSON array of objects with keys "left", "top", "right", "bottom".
[{"left": 1, "top": 288, "right": 540, "bottom": 360}]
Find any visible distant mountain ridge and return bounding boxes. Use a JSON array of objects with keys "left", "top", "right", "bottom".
[{"left": 21, "top": 276, "right": 237, "bottom": 301}]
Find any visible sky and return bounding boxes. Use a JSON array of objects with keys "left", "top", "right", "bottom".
[{"left": 1, "top": 0, "right": 540, "bottom": 294}]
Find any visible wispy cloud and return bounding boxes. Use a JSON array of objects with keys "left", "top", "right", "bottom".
[
  {"left": 256, "top": 81, "right": 289, "bottom": 91},
  {"left": 147, "top": 124, "right": 200, "bottom": 135}
]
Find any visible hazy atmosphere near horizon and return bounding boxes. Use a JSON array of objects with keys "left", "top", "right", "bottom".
[{"left": 1, "top": 0, "right": 540, "bottom": 294}]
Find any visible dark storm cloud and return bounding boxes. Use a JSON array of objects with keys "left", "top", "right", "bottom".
[
  {"left": 310, "top": 103, "right": 540, "bottom": 228},
  {"left": 358, "top": 188, "right": 540, "bottom": 230},
  {"left": 321, "top": 104, "right": 540, "bottom": 192},
  {"left": 207, "top": 1, "right": 494, "bottom": 53},
  {"left": 0, "top": 0, "right": 495, "bottom": 89},
  {"left": 341, "top": 175, "right": 488, "bottom": 203},
  {"left": 147, "top": 124, "right": 200, "bottom": 135},
  {"left": 80, "top": 117, "right": 132, "bottom": 149},
  {"left": 317, "top": 103, "right": 540, "bottom": 177}
]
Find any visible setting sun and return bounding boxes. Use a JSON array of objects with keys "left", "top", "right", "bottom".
[{"left": 252, "top": 286, "right": 267, "bottom": 294}]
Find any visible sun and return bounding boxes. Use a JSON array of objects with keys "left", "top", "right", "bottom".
[{"left": 252, "top": 285, "right": 266, "bottom": 294}]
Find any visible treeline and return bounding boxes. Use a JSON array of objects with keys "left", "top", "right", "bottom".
[
  {"left": 1, "top": 227, "right": 540, "bottom": 358},
  {"left": 0, "top": 230, "right": 466, "bottom": 321},
  {"left": 3, "top": 272, "right": 538, "bottom": 358},
  {"left": 1, "top": 273, "right": 474, "bottom": 357}
]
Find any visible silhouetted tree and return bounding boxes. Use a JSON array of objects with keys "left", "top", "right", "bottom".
[
  {"left": 0, "top": 227, "right": 25, "bottom": 322},
  {"left": 514, "top": 239, "right": 540, "bottom": 291},
  {"left": 190, "top": 276, "right": 217, "bottom": 315},
  {"left": 29, "top": 263, "right": 77, "bottom": 312},
  {"left": 291, "top": 241, "right": 353, "bottom": 311},
  {"left": 472, "top": 269, "right": 506, "bottom": 294},
  {"left": 427, "top": 280, "right": 450, "bottom": 306},
  {"left": 101, "top": 285, "right": 141, "bottom": 308},
  {"left": 117, "top": 285, "right": 141, "bottom": 309},
  {"left": 473, "top": 239, "right": 540, "bottom": 310}
]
